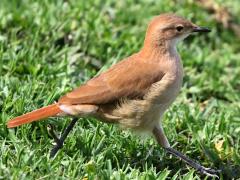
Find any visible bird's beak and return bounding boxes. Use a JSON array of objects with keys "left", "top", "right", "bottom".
[{"left": 192, "top": 26, "right": 211, "bottom": 33}]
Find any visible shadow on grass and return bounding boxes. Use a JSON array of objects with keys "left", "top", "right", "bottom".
[
  {"left": 202, "top": 146, "right": 240, "bottom": 179},
  {"left": 219, "top": 164, "right": 240, "bottom": 179}
]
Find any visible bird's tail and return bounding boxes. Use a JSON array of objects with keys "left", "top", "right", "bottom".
[{"left": 7, "top": 104, "right": 62, "bottom": 128}]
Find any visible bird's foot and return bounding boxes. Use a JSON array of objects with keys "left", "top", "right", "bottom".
[
  {"left": 165, "top": 147, "right": 221, "bottom": 178},
  {"left": 198, "top": 167, "right": 221, "bottom": 178}
]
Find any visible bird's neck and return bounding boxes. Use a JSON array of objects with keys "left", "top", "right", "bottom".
[{"left": 140, "top": 39, "right": 180, "bottom": 61}]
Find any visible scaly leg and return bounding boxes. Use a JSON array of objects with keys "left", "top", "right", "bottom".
[
  {"left": 48, "top": 117, "right": 78, "bottom": 158},
  {"left": 152, "top": 125, "right": 220, "bottom": 177}
]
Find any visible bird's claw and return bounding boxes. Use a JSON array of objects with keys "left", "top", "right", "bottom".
[{"left": 198, "top": 166, "right": 221, "bottom": 178}]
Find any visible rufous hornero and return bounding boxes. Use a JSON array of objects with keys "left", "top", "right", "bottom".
[{"left": 7, "top": 14, "right": 219, "bottom": 177}]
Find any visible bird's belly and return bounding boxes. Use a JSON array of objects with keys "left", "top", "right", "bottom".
[{"left": 97, "top": 87, "right": 181, "bottom": 132}]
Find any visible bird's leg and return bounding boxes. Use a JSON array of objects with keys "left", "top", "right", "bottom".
[
  {"left": 152, "top": 125, "right": 220, "bottom": 177},
  {"left": 48, "top": 117, "right": 78, "bottom": 158},
  {"left": 152, "top": 124, "right": 170, "bottom": 148}
]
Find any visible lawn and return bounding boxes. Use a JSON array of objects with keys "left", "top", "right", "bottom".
[{"left": 0, "top": 0, "right": 240, "bottom": 179}]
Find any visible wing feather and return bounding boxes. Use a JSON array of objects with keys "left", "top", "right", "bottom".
[{"left": 59, "top": 54, "right": 164, "bottom": 105}]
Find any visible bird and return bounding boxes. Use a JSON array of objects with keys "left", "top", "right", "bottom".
[{"left": 7, "top": 13, "right": 219, "bottom": 177}]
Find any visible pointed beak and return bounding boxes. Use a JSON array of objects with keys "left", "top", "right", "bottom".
[{"left": 192, "top": 26, "right": 211, "bottom": 33}]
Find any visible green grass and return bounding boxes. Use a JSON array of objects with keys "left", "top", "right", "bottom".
[{"left": 0, "top": 0, "right": 240, "bottom": 179}]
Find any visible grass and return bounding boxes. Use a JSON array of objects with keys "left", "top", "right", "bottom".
[{"left": 0, "top": 0, "right": 240, "bottom": 179}]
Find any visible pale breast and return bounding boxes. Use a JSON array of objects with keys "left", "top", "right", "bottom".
[{"left": 145, "top": 56, "right": 183, "bottom": 105}]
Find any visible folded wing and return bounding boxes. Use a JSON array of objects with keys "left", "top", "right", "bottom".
[{"left": 59, "top": 55, "right": 164, "bottom": 105}]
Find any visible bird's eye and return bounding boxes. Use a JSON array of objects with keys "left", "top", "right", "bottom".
[{"left": 176, "top": 25, "right": 184, "bottom": 32}]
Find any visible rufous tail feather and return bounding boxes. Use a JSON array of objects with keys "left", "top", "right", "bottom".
[{"left": 7, "top": 104, "right": 62, "bottom": 128}]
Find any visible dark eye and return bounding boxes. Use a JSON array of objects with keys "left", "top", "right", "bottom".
[{"left": 176, "top": 25, "right": 184, "bottom": 32}]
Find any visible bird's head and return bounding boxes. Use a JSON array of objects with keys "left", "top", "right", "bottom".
[{"left": 143, "top": 13, "right": 211, "bottom": 50}]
